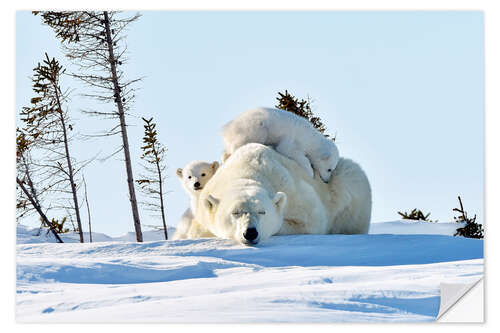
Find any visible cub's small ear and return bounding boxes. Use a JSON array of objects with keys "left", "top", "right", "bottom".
[
  {"left": 221, "top": 152, "right": 231, "bottom": 163},
  {"left": 204, "top": 194, "right": 220, "bottom": 211},
  {"left": 273, "top": 192, "right": 287, "bottom": 215},
  {"left": 211, "top": 161, "right": 219, "bottom": 171},
  {"left": 176, "top": 168, "right": 183, "bottom": 179}
]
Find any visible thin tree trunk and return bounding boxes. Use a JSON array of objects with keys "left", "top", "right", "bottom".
[
  {"left": 54, "top": 87, "right": 84, "bottom": 243},
  {"left": 83, "top": 175, "right": 92, "bottom": 243},
  {"left": 22, "top": 156, "right": 57, "bottom": 237},
  {"left": 22, "top": 155, "right": 39, "bottom": 206},
  {"left": 103, "top": 11, "right": 143, "bottom": 242},
  {"left": 17, "top": 177, "right": 64, "bottom": 243},
  {"left": 155, "top": 159, "right": 168, "bottom": 240}
]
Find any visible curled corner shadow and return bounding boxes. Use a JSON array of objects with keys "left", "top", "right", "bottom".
[{"left": 436, "top": 277, "right": 484, "bottom": 322}]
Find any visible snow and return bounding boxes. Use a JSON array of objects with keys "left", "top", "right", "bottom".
[
  {"left": 370, "top": 220, "right": 465, "bottom": 236},
  {"left": 16, "top": 224, "right": 176, "bottom": 244},
  {"left": 16, "top": 221, "right": 483, "bottom": 323}
]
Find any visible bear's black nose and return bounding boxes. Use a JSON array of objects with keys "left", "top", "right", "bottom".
[
  {"left": 194, "top": 182, "right": 200, "bottom": 188},
  {"left": 243, "top": 227, "right": 258, "bottom": 241}
]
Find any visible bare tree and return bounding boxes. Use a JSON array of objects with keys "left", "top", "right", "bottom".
[
  {"left": 136, "top": 117, "right": 168, "bottom": 240},
  {"left": 19, "top": 54, "right": 84, "bottom": 242},
  {"left": 16, "top": 130, "right": 43, "bottom": 220},
  {"left": 35, "top": 11, "right": 144, "bottom": 242},
  {"left": 16, "top": 129, "right": 63, "bottom": 243}
]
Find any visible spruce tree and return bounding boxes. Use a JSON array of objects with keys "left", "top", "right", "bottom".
[
  {"left": 35, "top": 11, "right": 144, "bottom": 241},
  {"left": 19, "top": 53, "right": 84, "bottom": 242},
  {"left": 275, "top": 90, "right": 334, "bottom": 140},
  {"left": 16, "top": 128, "right": 64, "bottom": 243},
  {"left": 136, "top": 117, "right": 168, "bottom": 240}
]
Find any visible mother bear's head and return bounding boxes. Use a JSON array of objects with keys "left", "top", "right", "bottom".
[{"left": 201, "top": 185, "right": 287, "bottom": 245}]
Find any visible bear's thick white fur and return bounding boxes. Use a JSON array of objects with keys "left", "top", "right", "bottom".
[
  {"left": 221, "top": 107, "right": 340, "bottom": 183},
  {"left": 189, "top": 143, "right": 371, "bottom": 244},
  {"left": 172, "top": 160, "right": 219, "bottom": 240}
]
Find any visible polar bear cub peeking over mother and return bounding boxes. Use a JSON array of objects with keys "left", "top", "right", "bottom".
[
  {"left": 172, "top": 160, "right": 219, "bottom": 240},
  {"left": 221, "top": 107, "right": 340, "bottom": 183}
]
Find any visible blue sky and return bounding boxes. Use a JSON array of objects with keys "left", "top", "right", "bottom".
[{"left": 16, "top": 11, "right": 483, "bottom": 236}]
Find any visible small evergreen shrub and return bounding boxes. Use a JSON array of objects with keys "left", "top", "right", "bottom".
[
  {"left": 453, "top": 196, "right": 484, "bottom": 239},
  {"left": 47, "top": 217, "right": 69, "bottom": 233},
  {"left": 398, "top": 208, "right": 434, "bottom": 222},
  {"left": 275, "top": 90, "right": 335, "bottom": 141}
]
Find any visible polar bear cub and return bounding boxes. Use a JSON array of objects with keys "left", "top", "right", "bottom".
[
  {"left": 221, "top": 107, "right": 339, "bottom": 183},
  {"left": 172, "top": 160, "right": 219, "bottom": 240}
]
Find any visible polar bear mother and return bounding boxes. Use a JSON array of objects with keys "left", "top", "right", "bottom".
[{"left": 188, "top": 143, "right": 371, "bottom": 245}]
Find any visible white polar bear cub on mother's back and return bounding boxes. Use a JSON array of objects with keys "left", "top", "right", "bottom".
[{"left": 222, "top": 107, "right": 340, "bottom": 183}]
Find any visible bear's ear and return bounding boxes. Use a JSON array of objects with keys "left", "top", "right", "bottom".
[
  {"left": 273, "top": 192, "right": 287, "bottom": 215},
  {"left": 211, "top": 161, "right": 219, "bottom": 172},
  {"left": 204, "top": 194, "right": 220, "bottom": 211},
  {"left": 221, "top": 152, "right": 231, "bottom": 163},
  {"left": 176, "top": 168, "right": 183, "bottom": 179}
]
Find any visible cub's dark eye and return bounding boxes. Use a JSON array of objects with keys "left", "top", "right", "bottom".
[
  {"left": 201, "top": 173, "right": 206, "bottom": 177},
  {"left": 188, "top": 176, "right": 192, "bottom": 179},
  {"left": 258, "top": 211, "right": 266, "bottom": 215},
  {"left": 328, "top": 169, "right": 332, "bottom": 172}
]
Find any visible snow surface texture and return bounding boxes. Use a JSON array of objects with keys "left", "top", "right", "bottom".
[
  {"left": 16, "top": 224, "right": 177, "bottom": 244},
  {"left": 16, "top": 221, "right": 483, "bottom": 323}
]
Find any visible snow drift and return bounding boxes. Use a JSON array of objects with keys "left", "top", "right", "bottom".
[{"left": 16, "top": 221, "right": 483, "bottom": 322}]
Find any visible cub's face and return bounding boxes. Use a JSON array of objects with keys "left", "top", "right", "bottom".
[
  {"left": 316, "top": 141, "right": 340, "bottom": 183},
  {"left": 177, "top": 161, "right": 219, "bottom": 195},
  {"left": 203, "top": 188, "right": 287, "bottom": 245}
]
